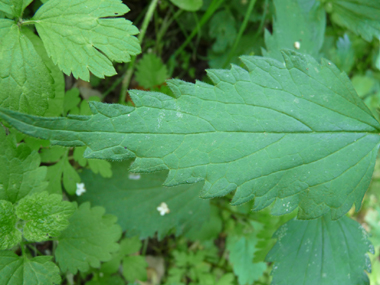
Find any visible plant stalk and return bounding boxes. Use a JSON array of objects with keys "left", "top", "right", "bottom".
[
  {"left": 223, "top": 0, "right": 257, "bottom": 68},
  {"left": 119, "top": 0, "right": 159, "bottom": 103}
]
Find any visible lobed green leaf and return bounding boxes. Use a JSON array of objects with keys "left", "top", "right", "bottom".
[
  {"left": 0, "top": 128, "right": 47, "bottom": 203},
  {"left": 0, "top": 251, "right": 61, "bottom": 285},
  {"left": 55, "top": 202, "right": 122, "bottom": 274},
  {"left": 226, "top": 229, "right": 266, "bottom": 285},
  {"left": 15, "top": 192, "right": 76, "bottom": 242},
  {"left": 0, "top": 20, "right": 57, "bottom": 116},
  {"left": 0, "top": 200, "right": 21, "bottom": 250},
  {"left": 32, "top": 0, "right": 141, "bottom": 81}
]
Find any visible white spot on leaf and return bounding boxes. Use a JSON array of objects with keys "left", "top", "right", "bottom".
[{"left": 157, "top": 202, "right": 170, "bottom": 216}]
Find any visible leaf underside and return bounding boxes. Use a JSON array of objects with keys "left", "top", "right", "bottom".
[
  {"left": 266, "top": 215, "right": 374, "bottom": 285},
  {"left": 78, "top": 160, "right": 210, "bottom": 239},
  {"left": 1, "top": 50, "right": 380, "bottom": 220}
]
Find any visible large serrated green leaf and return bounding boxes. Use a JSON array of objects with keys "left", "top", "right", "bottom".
[
  {"left": 78, "top": 160, "right": 210, "bottom": 239},
  {"left": 0, "top": 19, "right": 56, "bottom": 116},
  {"left": 0, "top": 200, "right": 21, "bottom": 250},
  {"left": 0, "top": 251, "right": 61, "bottom": 285},
  {"left": 15, "top": 192, "right": 76, "bottom": 242},
  {"left": 1, "top": 51, "right": 380, "bottom": 220},
  {"left": 266, "top": 215, "right": 373, "bottom": 285},
  {"left": 55, "top": 202, "right": 122, "bottom": 274},
  {"left": 32, "top": 0, "right": 141, "bottom": 81},
  {"left": 0, "top": 128, "right": 47, "bottom": 203},
  {"left": 263, "top": 0, "right": 326, "bottom": 61},
  {"left": 328, "top": 0, "right": 380, "bottom": 42}
]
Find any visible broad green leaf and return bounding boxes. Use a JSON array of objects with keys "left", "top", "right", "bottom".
[
  {"left": 62, "top": 157, "right": 81, "bottom": 195},
  {"left": 266, "top": 215, "right": 374, "bottom": 285},
  {"left": 16, "top": 192, "right": 76, "bottom": 242},
  {"left": 63, "top": 88, "right": 81, "bottom": 115},
  {"left": 170, "top": 0, "right": 203, "bottom": 11},
  {"left": 40, "top": 146, "right": 66, "bottom": 163},
  {"left": 0, "top": 128, "right": 47, "bottom": 203},
  {"left": 122, "top": 255, "right": 147, "bottom": 282},
  {"left": 101, "top": 236, "right": 142, "bottom": 274},
  {"left": 0, "top": 0, "right": 12, "bottom": 15},
  {"left": 87, "top": 159, "right": 112, "bottom": 178},
  {"left": 23, "top": 29, "right": 65, "bottom": 117},
  {"left": 0, "top": 251, "right": 61, "bottom": 285},
  {"left": 135, "top": 54, "right": 169, "bottom": 89},
  {"left": 184, "top": 205, "right": 222, "bottom": 241},
  {"left": 78, "top": 161, "right": 210, "bottom": 239},
  {"left": 327, "top": 0, "right": 380, "bottom": 42},
  {"left": 32, "top": 0, "right": 141, "bottom": 81},
  {"left": 2, "top": 51, "right": 380, "bottom": 219},
  {"left": 39, "top": 148, "right": 80, "bottom": 195},
  {"left": 226, "top": 229, "right": 266, "bottom": 285},
  {"left": 0, "top": 0, "right": 32, "bottom": 17},
  {"left": 264, "top": 0, "right": 326, "bottom": 61},
  {"left": 55, "top": 202, "right": 122, "bottom": 274},
  {"left": 0, "top": 20, "right": 55, "bottom": 116},
  {"left": 0, "top": 200, "right": 21, "bottom": 250}
]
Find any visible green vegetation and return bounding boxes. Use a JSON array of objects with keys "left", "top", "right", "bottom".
[{"left": 1, "top": 0, "right": 380, "bottom": 284}]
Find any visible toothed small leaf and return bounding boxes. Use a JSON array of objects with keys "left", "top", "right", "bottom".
[
  {"left": 55, "top": 202, "right": 122, "bottom": 274},
  {"left": 0, "top": 251, "right": 61, "bottom": 285},
  {"left": 0, "top": 200, "right": 21, "bottom": 250},
  {"left": 0, "top": 128, "right": 47, "bottom": 203},
  {"left": 15, "top": 192, "right": 76, "bottom": 242}
]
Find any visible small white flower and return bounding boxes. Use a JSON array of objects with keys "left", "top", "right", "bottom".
[
  {"left": 76, "top": 183, "right": 86, "bottom": 196},
  {"left": 157, "top": 202, "right": 170, "bottom": 216},
  {"left": 294, "top": 41, "right": 301, "bottom": 50}
]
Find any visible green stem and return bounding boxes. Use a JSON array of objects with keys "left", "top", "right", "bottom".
[
  {"left": 252, "top": 0, "right": 269, "bottom": 41},
  {"left": 20, "top": 240, "right": 27, "bottom": 256},
  {"left": 142, "top": 238, "right": 149, "bottom": 255},
  {"left": 19, "top": 20, "right": 38, "bottom": 26},
  {"left": 223, "top": 0, "right": 257, "bottom": 68},
  {"left": 119, "top": 0, "right": 159, "bottom": 103},
  {"left": 171, "top": 0, "right": 225, "bottom": 60}
]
